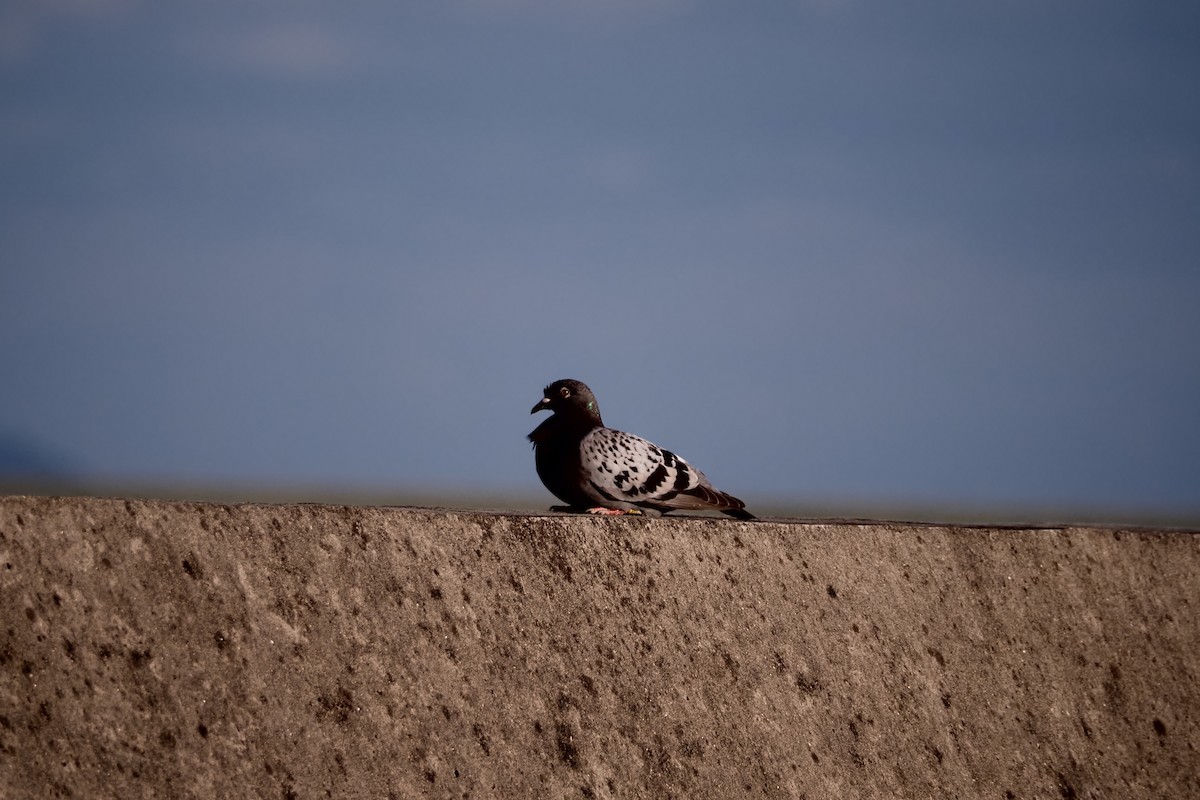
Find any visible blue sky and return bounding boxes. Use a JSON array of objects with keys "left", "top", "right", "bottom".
[{"left": 2, "top": 1, "right": 1198, "bottom": 522}]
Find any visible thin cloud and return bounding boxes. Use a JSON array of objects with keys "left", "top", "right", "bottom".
[
  {"left": 580, "top": 147, "right": 654, "bottom": 193},
  {"left": 182, "top": 21, "right": 360, "bottom": 79},
  {"left": 230, "top": 22, "right": 352, "bottom": 77},
  {"left": 0, "top": 0, "right": 138, "bottom": 61}
]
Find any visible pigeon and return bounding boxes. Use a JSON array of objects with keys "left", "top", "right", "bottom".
[{"left": 529, "top": 379, "right": 755, "bottom": 520}]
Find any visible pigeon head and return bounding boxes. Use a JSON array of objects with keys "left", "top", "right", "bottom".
[{"left": 531, "top": 379, "right": 602, "bottom": 424}]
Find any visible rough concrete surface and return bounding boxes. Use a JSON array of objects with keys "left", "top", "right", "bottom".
[{"left": 1, "top": 496, "right": 1196, "bottom": 799}]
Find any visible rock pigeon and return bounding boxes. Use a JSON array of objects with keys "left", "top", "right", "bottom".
[{"left": 529, "top": 379, "right": 755, "bottom": 520}]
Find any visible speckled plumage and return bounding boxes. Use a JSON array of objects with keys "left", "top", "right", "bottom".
[{"left": 528, "top": 379, "right": 755, "bottom": 520}]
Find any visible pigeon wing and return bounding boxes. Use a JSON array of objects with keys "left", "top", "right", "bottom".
[{"left": 579, "top": 427, "right": 745, "bottom": 514}]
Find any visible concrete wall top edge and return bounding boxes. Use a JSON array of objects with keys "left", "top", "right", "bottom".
[{"left": 2, "top": 494, "right": 1197, "bottom": 799}]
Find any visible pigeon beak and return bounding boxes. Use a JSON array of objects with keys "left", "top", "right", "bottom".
[{"left": 531, "top": 396, "right": 552, "bottom": 414}]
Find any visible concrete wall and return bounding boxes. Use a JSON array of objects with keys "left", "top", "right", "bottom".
[{"left": 1, "top": 495, "right": 1196, "bottom": 799}]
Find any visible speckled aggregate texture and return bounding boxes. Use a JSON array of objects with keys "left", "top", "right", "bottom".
[{"left": 1, "top": 496, "right": 1196, "bottom": 799}]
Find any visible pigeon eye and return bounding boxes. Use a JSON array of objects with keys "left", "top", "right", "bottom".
[{"left": 559, "top": 387, "right": 571, "bottom": 398}]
